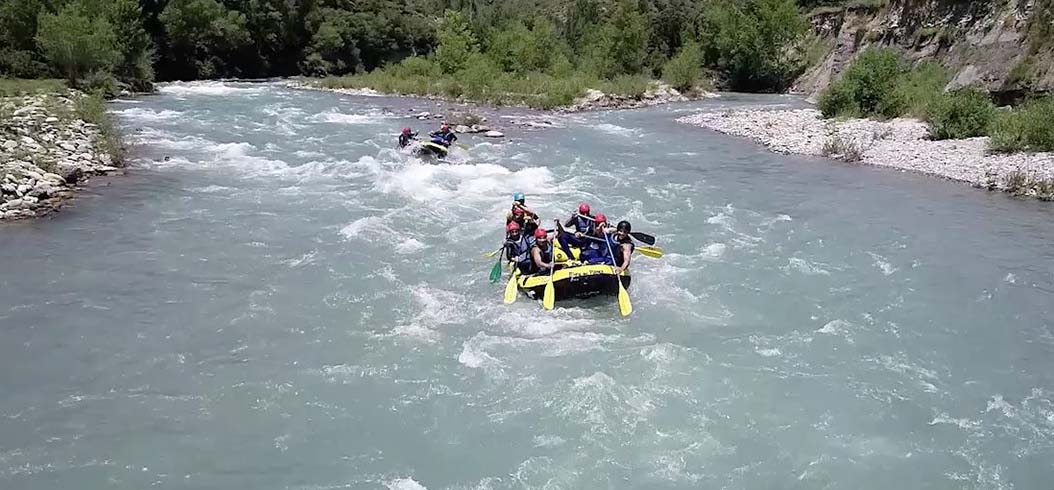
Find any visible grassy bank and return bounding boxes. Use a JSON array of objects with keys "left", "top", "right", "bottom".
[
  {"left": 818, "top": 48, "right": 1054, "bottom": 154},
  {"left": 316, "top": 68, "right": 660, "bottom": 110}
]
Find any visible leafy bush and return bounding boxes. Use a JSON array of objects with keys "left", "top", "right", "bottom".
[
  {"left": 896, "top": 61, "right": 948, "bottom": 117},
  {"left": 74, "top": 92, "right": 123, "bottom": 163},
  {"left": 926, "top": 87, "right": 995, "bottom": 140},
  {"left": 822, "top": 134, "right": 863, "bottom": 162},
  {"left": 35, "top": 2, "right": 118, "bottom": 82},
  {"left": 435, "top": 11, "right": 478, "bottom": 74},
  {"left": 700, "top": 0, "right": 807, "bottom": 91},
  {"left": 76, "top": 70, "right": 120, "bottom": 98},
  {"left": 662, "top": 41, "right": 702, "bottom": 91},
  {"left": 989, "top": 96, "right": 1054, "bottom": 153},
  {"left": 818, "top": 48, "right": 904, "bottom": 118}
]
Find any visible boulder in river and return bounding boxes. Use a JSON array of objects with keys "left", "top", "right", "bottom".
[{"left": 484, "top": 130, "right": 504, "bottom": 138}]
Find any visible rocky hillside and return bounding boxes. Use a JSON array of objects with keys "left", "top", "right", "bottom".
[{"left": 795, "top": 0, "right": 1053, "bottom": 102}]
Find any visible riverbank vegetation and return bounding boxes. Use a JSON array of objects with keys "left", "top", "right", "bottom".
[
  {"left": 818, "top": 48, "right": 1054, "bottom": 153},
  {"left": 3, "top": 0, "right": 816, "bottom": 103}
]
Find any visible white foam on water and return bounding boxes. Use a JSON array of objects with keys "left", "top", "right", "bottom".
[
  {"left": 868, "top": 252, "right": 897, "bottom": 275},
  {"left": 594, "top": 123, "right": 634, "bottom": 136},
  {"left": 310, "top": 110, "right": 387, "bottom": 125},
  {"left": 784, "top": 257, "right": 831, "bottom": 276},
  {"left": 815, "top": 319, "right": 853, "bottom": 337},
  {"left": 700, "top": 243, "right": 727, "bottom": 261},
  {"left": 1003, "top": 273, "right": 1017, "bottom": 284},
  {"left": 532, "top": 435, "right": 566, "bottom": 447},
  {"left": 157, "top": 81, "right": 264, "bottom": 97},
  {"left": 385, "top": 477, "right": 427, "bottom": 490},
  {"left": 756, "top": 348, "right": 782, "bottom": 357},
  {"left": 114, "top": 107, "right": 183, "bottom": 121},
  {"left": 371, "top": 160, "right": 556, "bottom": 207},
  {"left": 339, "top": 216, "right": 394, "bottom": 241},
  {"left": 394, "top": 238, "right": 428, "bottom": 254},
  {"left": 929, "top": 413, "right": 981, "bottom": 431}
]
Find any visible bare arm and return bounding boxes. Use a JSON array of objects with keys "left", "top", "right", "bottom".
[
  {"left": 531, "top": 247, "right": 550, "bottom": 269},
  {"left": 616, "top": 243, "right": 632, "bottom": 273}
]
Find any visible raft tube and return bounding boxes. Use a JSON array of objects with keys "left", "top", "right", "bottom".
[{"left": 516, "top": 264, "right": 632, "bottom": 302}]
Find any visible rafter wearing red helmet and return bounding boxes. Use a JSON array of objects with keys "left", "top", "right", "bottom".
[{"left": 429, "top": 122, "right": 457, "bottom": 148}]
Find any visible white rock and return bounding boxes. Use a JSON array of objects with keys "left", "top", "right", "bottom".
[
  {"left": 1, "top": 199, "right": 23, "bottom": 211},
  {"left": 42, "top": 172, "right": 65, "bottom": 184},
  {"left": 59, "top": 142, "right": 77, "bottom": 152},
  {"left": 45, "top": 117, "right": 59, "bottom": 123},
  {"left": 484, "top": 130, "right": 505, "bottom": 138},
  {"left": 455, "top": 125, "right": 471, "bottom": 133},
  {"left": 21, "top": 195, "right": 38, "bottom": 205},
  {"left": 1, "top": 183, "right": 16, "bottom": 194},
  {"left": 2, "top": 140, "right": 16, "bottom": 150},
  {"left": 30, "top": 182, "right": 54, "bottom": 198},
  {"left": 20, "top": 136, "right": 37, "bottom": 146},
  {"left": 17, "top": 184, "right": 31, "bottom": 195}
]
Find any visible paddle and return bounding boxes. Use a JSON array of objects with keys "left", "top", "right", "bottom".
[
  {"left": 542, "top": 226, "right": 558, "bottom": 310},
  {"left": 575, "top": 213, "right": 656, "bottom": 246},
  {"left": 489, "top": 248, "right": 504, "bottom": 283},
  {"left": 636, "top": 245, "right": 663, "bottom": 258},
  {"left": 582, "top": 235, "right": 662, "bottom": 259},
  {"left": 602, "top": 232, "right": 632, "bottom": 317},
  {"left": 503, "top": 267, "right": 519, "bottom": 304},
  {"left": 482, "top": 247, "right": 502, "bottom": 259}
]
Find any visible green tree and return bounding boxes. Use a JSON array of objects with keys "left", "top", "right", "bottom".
[
  {"left": 35, "top": 2, "right": 119, "bottom": 83},
  {"left": 435, "top": 10, "right": 478, "bottom": 74},
  {"left": 663, "top": 40, "right": 702, "bottom": 91},
  {"left": 700, "top": 0, "right": 806, "bottom": 91},
  {"left": 160, "top": 0, "right": 251, "bottom": 79},
  {"left": 104, "top": 0, "right": 156, "bottom": 90},
  {"left": 1, "top": 0, "right": 50, "bottom": 77},
  {"left": 581, "top": 1, "right": 650, "bottom": 78}
]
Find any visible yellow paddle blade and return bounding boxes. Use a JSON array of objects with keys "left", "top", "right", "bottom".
[
  {"left": 503, "top": 272, "right": 519, "bottom": 304},
  {"left": 614, "top": 269, "right": 632, "bottom": 316},
  {"left": 542, "top": 280, "right": 555, "bottom": 310},
  {"left": 482, "top": 249, "right": 500, "bottom": 258},
  {"left": 636, "top": 246, "right": 663, "bottom": 259}
]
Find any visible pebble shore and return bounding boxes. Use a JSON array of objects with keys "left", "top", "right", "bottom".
[
  {"left": 678, "top": 108, "right": 1054, "bottom": 198},
  {"left": 1, "top": 92, "right": 121, "bottom": 221}
]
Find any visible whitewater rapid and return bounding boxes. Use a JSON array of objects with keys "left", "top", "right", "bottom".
[{"left": 1, "top": 81, "right": 1052, "bottom": 490}]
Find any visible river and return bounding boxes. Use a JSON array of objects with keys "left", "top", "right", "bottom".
[{"left": 1, "top": 81, "right": 1053, "bottom": 489}]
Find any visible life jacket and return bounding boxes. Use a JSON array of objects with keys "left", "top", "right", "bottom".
[
  {"left": 398, "top": 133, "right": 414, "bottom": 147},
  {"left": 570, "top": 214, "right": 594, "bottom": 234},
  {"left": 431, "top": 130, "right": 456, "bottom": 146},
  {"left": 533, "top": 240, "right": 553, "bottom": 265},
  {"left": 506, "top": 234, "right": 534, "bottom": 265}
]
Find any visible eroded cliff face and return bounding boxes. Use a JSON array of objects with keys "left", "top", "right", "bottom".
[{"left": 795, "top": 0, "right": 1054, "bottom": 102}]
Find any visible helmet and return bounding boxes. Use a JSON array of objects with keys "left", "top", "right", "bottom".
[
  {"left": 534, "top": 228, "right": 548, "bottom": 239},
  {"left": 512, "top": 192, "right": 525, "bottom": 203},
  {"left": 441, "top": 123, "right": 450, "bottom": 131},
  {"left": 616, "top": 220, "right": 631, "bottom": 232},
  {"left": 594, "top": 213, "right": 607, "bottom": 224},
  {"left": 506, "top": 222, "right": 521, "bottom": 232},
  {"left": 578, "top": 203, "right": 590, "bottom": 214},
  {"left": 512, "top": 207, "right": 524, "bottom": 216},
  {"left": 401, "top": 127, "right": 411, "bottom": 135}
]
